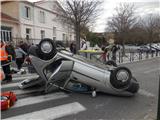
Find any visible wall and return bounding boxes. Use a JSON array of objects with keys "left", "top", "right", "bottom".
[{"left": 1, "top": 1, "right": 19, "bottom": 19}]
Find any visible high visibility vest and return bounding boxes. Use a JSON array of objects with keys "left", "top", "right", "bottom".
[{"left": 0, "top": 44, "right": 8, "bottom": 61}]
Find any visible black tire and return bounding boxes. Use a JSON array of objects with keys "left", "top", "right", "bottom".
[
  {"left": 110, "top": 67, "right": 132, "bottom": 89},
  {"left": 38, "top": 38, "right": 57, "bottom": 60},
  {"left": 126, "top": 77, "right": 139, "bottom": 93},
  {"left": 105, "top": 60, "right": 117, "bottom": 67}
]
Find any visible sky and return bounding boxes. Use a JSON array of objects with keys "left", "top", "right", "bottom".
[{"left": 29, "top": 0, "right": 160, "bottom": 32}]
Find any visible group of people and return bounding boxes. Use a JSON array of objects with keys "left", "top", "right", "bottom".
[
  {"left": 70, "top": 39, "right": 119, "bottom": 62},
  {"left": 70, "top": 40, "right": 87, "bottom": 54},
  {"left": 101, "top": 44, "right": 120, "bottom": 63},
  {"left": 0, "top": 40, "right": 29, "bottom": 83}
]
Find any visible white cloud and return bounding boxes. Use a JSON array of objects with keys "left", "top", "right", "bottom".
[{"left": 93, "top": 0, "right": 160, "bottom": 32}]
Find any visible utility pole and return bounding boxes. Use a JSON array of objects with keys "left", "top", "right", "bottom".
[{"left": 157, "top": 75, "right": 160, "bottom": 120}]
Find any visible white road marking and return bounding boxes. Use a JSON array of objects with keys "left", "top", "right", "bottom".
[
  {"left": 5, "top": 89, "right": 41, "bottom": 96},
  {"left": 144, "top": 68, "right": 160, "bottom": 74},
  {"left": 12, "top": 74, "right": 39, "bottom": 81},
  {"left": 139, "top": 89, "right": 155, "bottom": 97},
  {"left": 1, "top": 75, "right": 39, "bottom": 89},
  {"left": 1, "top": 82, "right": 19, "bottom": 89},
  {"left": 12, "top": 92, "right": 69, "bottom": 108},
  {"left": 4, "top": 102, "right": 86, "bottom": 120}
]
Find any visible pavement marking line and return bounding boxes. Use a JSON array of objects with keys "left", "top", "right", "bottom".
[
  {"left": 1, "top": 75, "right": 39, "bottom": 89},
  {"left": 138, "top": 89, "right": 155, "bottom": 97},
  {"left": 5, "top": 89, "right": 41, "bottom": 96},
  {"left": 12, "top": 74, "right": 39, "bottom": 81},
  {"left": 4, "top": 102, "right": 86, "bottom": 120},
  {"left": 12, "top": 92, "right": 69, "bottom": 108},
  {"left": 1, "top": 82, "right": 19, "bottom": 89},
  {"left": 143, "top": 68, "right": 160, "bottom": 74}
]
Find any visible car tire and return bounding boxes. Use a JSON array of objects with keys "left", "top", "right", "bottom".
[
  {"left": 105, "top": 60, "right": 117, "bottom": 67},
  {"left": 38, "top": 38, "right": 57, "bottom": 60},
  {"left": 127, "top": 77, "right": 139, "bottom": 93},
  {"left": 110, "top": 67, "right": 132, "bottom": 89}
]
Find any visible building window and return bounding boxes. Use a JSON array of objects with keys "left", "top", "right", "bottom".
[
  {"left": 26, "top": 28, "right": 31, "bottom": 40},
  {"left": 70, "top": 35, "right": 72, "bottom": 41},
  {"left": 62, "top": 34, "right": 66, "bottom": 41},
  {"left": 39, "top": 11, "right": 45, "bottom": 23},
  {"left": 24, "top": 6, "right": 31, "bottom": 19},
  {"left": 0, "top": 30, "right": 12, "bottom": 42},
  {"left": 41, "top": 30, "right": 45, "bottom": 39},
  {"left": 74, "top": 36, "right": 76, "bottom": 41},
  {"left": 1, "top": 26, "right": 12, "bottom": 42},
  {"left": 53, "top": 37, "right": 56, "bottom": 41},
  {"left": 53, "top": 27, "right": 56, "bottom": 37}
]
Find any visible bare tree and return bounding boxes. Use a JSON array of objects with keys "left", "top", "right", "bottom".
[
  {"left": 106, "top": 3, "right": 138, "bottom": 55},
  {"left": 154, "top": 14, "right": 160, "bottom": 42},
  {"left": 57, "top": 0, "right": 102, "bottom": 52},
  {"left": 140, "top": 14, "right": 159, "bottom": 45}
]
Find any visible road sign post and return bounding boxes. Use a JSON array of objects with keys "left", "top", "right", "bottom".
[{"left": 157, "top": 75, "right": 160, "bottom": 120}]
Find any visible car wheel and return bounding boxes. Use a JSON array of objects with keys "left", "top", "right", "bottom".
[
  {"left": 127, "top": 77, "right": 139, "bottom": 93},
  {"left": 110, "top": 67, "right": 132, "bottom": 90},
  {"left": 38, "top": 38, "right": 57, "bottom": 60},
  {"left": 105, "top": 60, "right": 117, "bottom": 67}
]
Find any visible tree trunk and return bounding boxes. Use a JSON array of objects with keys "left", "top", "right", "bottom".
[
  {"left": 122, "top": 39, "right": 126, "bottom": 56},
  {"left": 75, "top": 24, "right": 81, "bottom": 54}
]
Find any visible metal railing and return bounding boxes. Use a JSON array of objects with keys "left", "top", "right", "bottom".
[{"left": 89, "top": 50, "right": 160, "bottom": 64}]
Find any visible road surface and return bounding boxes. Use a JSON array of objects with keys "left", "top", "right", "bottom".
[{"left": 1, "top": 57, "right": 160, "bottom": 120}]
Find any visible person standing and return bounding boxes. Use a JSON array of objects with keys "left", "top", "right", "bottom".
[
  {"left": 111, "top": 44, "right": 119, "bottom": 62},
  {"left": 0, "top": 41, "right": 12, "bottom": 82},
  {"left": 80, "top": 40, "right": 87, "bottom": 57},
  {"left": 101, "top": 46, "right": 109, "bottom": 63},
  {"left": 81, "top": 40, "right": 87, "bottom": 50},
  {"left": 70, "top": 42, "right": 76, "bottom": 54},
  {"left": 15, "top": 45, "right": 27, "bottom": 70}
]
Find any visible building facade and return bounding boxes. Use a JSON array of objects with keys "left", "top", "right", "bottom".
[{"left": 1, "top": 0, "right": 75, "bottom": 44}]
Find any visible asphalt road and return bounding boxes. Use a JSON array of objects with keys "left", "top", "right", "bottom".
[{"left": 1, "top": 57, "right": 160, "bottom": 120}]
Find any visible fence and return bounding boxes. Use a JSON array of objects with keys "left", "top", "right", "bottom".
[{"left": 90, "top": 50, "right": 160, "bottom": 64}]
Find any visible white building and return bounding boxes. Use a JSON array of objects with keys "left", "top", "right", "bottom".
[{"left": 1, "top": 0, "right": 75, "bottom": 44}]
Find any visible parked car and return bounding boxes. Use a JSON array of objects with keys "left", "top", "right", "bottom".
[
  {"left": 151, "top": 44, "right": 160, "bottom": 51},
  {"left": 1, "top": 91, "right": 17, "bottom": 110},
  {"left": 137, "top": 45, "right": 156, "bottom": 53}
]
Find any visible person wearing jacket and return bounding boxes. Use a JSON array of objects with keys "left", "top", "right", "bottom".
[
  {"left": 0, "top": 41, "right": 12, "bottom": 82},
  {"left": 15, "top": 45, "right": 27, "bottom": 70}
]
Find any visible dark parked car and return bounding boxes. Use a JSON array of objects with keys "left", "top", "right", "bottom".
[
  {"left": 151, "top": 45, "right": 160, "bottom": 51},
  {"left": 137, "top": 46, "right": 156, "bottom": 53}
]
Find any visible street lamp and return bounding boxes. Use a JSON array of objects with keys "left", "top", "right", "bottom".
[
  {"left": 157, "top": 34, "right": 160, "bottom": 120},
  {"left": 157, "top": 75, "right": 160, "bottom": 120}
]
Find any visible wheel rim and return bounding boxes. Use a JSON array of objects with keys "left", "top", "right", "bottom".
[
  {"left": 40, "top": 41, "right": 53, "bottom": 53},
  {"left": 116, "top": 70, "right": 129, "bottom": 83}
]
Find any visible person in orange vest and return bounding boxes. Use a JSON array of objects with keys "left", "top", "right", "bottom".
[{"left": 0, "top": 41, "right": 12, "bottom": 82}]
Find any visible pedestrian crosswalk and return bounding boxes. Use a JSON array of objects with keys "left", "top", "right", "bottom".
[
  {"left": 1, "top": 82, "right": 19, "bottom": 89},
  {"left": 4, "top": 102, "right": 86, "bottom": 120},
  {"left": 1, "top": 75, "right": 86, "bottom": 120}
]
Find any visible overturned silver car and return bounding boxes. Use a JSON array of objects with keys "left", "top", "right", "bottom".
[{"left": 19, "top": 38, "right": 139, "bottom": 97}]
